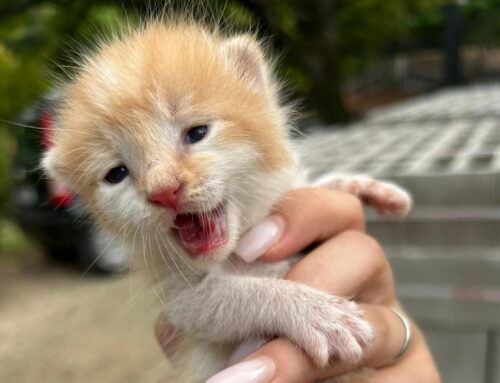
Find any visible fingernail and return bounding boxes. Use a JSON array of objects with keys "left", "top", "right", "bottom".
[
  {"left": 236, "top": 216, "right": 285, "bottom": 262},
  {"left": 154, "top": 317, "right": 180, "bottom": 359},
  {"left": 229, "top": 339, "right": 268, "bottom": 365},
  {"left": 206, "top": 357, "right": 276, "bottom": 383}
]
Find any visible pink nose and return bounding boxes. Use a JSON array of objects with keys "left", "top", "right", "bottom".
[{"left": 148, "top": 184, "right": 182, "bottom": 210}]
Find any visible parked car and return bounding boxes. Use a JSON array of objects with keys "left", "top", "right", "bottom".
[{"left": 10, "top": 92, "right": 128, "bottom": 273}]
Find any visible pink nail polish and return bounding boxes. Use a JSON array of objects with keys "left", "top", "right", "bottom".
[
  {"left": 229, "top": 339, "right": 268, "bottom": 365},
  {"left": 236, "top": 216, "right": 285, "bottom": 263},
  {"left": 206, "top": 357, "right": 276, "bottom": 383}
]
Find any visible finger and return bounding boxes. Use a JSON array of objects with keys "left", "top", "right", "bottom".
[
  {"left": 207, "top": 338, "right": 315, "bottom": 383},
  {"left": 209, "top": 304, "right": 410, "bottom": 383},
  {"left": 360, "top": 326, "right": 440, "bottom": 383},
  {"left": 155, "top": 312, "right": 182, "bottom": 359},
  {"left": 284, "top": 231, "right": 396, "bottom": 305},
  {"left": 236, "top": 188, "right": 365, "bottom": 263},
  {"left": 314, "top": 304, "right": 410, "bottom": 381}
]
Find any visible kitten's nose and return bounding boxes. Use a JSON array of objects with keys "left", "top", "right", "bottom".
[{"left": 148, "top": 184, "right": 183, "bottom": 210}]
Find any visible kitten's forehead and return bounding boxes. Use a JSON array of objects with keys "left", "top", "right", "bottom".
[
  {"left": 63, "top": 23, "right": 276, "bottom": 139},
  {"left": 70, "top": 24, "right": 240, "bottom": 121}
]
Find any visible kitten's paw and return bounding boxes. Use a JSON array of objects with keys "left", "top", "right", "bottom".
[
  {"left": 288, "top": 293, "right": 373, "bottom": 367},
  {"left": 314, "top": 174, "right": 412, "bottom": 217}
]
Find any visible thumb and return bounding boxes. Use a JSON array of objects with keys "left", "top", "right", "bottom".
[{"left": 206, "top": 338, "right": 318, "bottom": 383}]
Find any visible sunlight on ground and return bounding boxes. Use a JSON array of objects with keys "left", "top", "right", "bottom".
[{"left": 0, "top": 252, "right": 167, "bottom": 383}]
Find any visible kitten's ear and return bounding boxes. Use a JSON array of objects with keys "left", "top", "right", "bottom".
[{"left": 221, "top": 35, "right": 271, "bottom": 91}]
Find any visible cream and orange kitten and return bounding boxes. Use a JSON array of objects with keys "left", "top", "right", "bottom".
[{"left": 43, "top": 19, "right": 411, "bottom": 382}]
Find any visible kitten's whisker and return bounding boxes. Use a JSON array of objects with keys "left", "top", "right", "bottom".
[
  {"left": 146, "top": 233, "right": 169, "bottom": 311},
  {"left": 155, "top": 230, "right": 184, "bottom": 288}
]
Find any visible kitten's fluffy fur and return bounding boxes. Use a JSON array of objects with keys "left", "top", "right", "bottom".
[{"left": 43, "top": 19, "right": 411, "bottom": 382}]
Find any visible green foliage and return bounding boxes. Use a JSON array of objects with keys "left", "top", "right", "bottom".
[
  {"left": 0, "top": 2, "right": 135, "bottom": 212},
  {"left": 0, "top": 219, "right": 32, "bottom": 255},
  {"left": 461, "top": 0, "right": 500, "bottom": 45},
  {"left": 0, "top": 7, "right": 51, "bottom": 210},
  {"left": 335, "top": 0, "right": 408, "bottom": 77}
]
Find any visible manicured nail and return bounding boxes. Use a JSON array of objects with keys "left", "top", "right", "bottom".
[
  {"left": 229, "top": 339, "right": 268, "bottom": 365},
  {"left": 236, "top": 216, "right": 285, "bottom": 262},
  {"left": 154, "top": 314, "right": 181, "bottom": 359},
  {"left": 206, "top": 357, "right": 276, "bottom": 383}
]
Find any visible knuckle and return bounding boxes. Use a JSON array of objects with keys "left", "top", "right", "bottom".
[
  {"left": 282, "top": 188, "right": 366, "bottom": 230},
  {"left": 424, "top": 371, "right": 442, "bottom": 383},
  {"left": 275, "top": 188, "right": 313, "bottom": 216},
  {"left": 296, "top": 187, "right": 331, "bottom": 213},
  {"left": 316, "top": 187, "right": 366, "bottom": 230},
  {"left": 350, "top": 198, "right": 365, "bottom": 229},
  {"left": 339, "top": 231, "right": 387, "bottom": 274},
  {"left": 341, "top": 193, "right": 365, "bottom": 230}
]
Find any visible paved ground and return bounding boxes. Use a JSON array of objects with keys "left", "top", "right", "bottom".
[{"left": 0, "top": 250, "right": 166, "bottom": 383}]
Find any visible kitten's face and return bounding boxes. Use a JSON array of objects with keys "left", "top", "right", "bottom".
[{"left": 44, "top": 23, "right": 297, "bottom": 266}]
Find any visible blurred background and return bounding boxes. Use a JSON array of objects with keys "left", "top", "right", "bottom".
[{"left": 2, "top": 0, "right": 500, "bottom": 382}]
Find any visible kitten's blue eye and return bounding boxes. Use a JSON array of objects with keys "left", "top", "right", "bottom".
[
  {"left": 104, "top": 166, "right": 129, "bottom": 184},
  {"left": 185, "top": 125, "right": 208, "bottom": 144}
]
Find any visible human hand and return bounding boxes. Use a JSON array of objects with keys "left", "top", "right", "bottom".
[{"left": 156, "top": 188, "right": 441, "bottom": 383}]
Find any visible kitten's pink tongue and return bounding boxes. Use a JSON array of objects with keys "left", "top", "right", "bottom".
[{"left": 174, "top": 210, "right": 227, "bottom": 256}]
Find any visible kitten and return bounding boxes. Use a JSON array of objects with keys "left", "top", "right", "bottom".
[{"left": 43, "top": 19, "right": 411, "bottom": 382}]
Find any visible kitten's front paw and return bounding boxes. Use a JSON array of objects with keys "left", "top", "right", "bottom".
[
  {"left": 315, "top": 174, "right": 412, "bottom": 217},
  {"left": 288, "top": 293, "right": 373, "bottom": 367},
  {"left": 357, "top": 177, "right": 412, "bottom": 217}
]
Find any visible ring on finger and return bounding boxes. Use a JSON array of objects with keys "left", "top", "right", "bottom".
[{"left": 390, "top": 308, "right": 413, "bottom": 359}]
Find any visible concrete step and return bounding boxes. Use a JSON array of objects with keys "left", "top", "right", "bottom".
[
  {"left": 367, "top": 206, "right": 500, "bottom": 247},
  {"left": 388, "top": 173, "right": 500, "bottom": 206}
]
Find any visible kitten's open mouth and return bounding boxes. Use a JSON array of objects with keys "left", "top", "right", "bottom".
[{"left": 172, "top": 203, "right": 228, "bottom": 257}]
